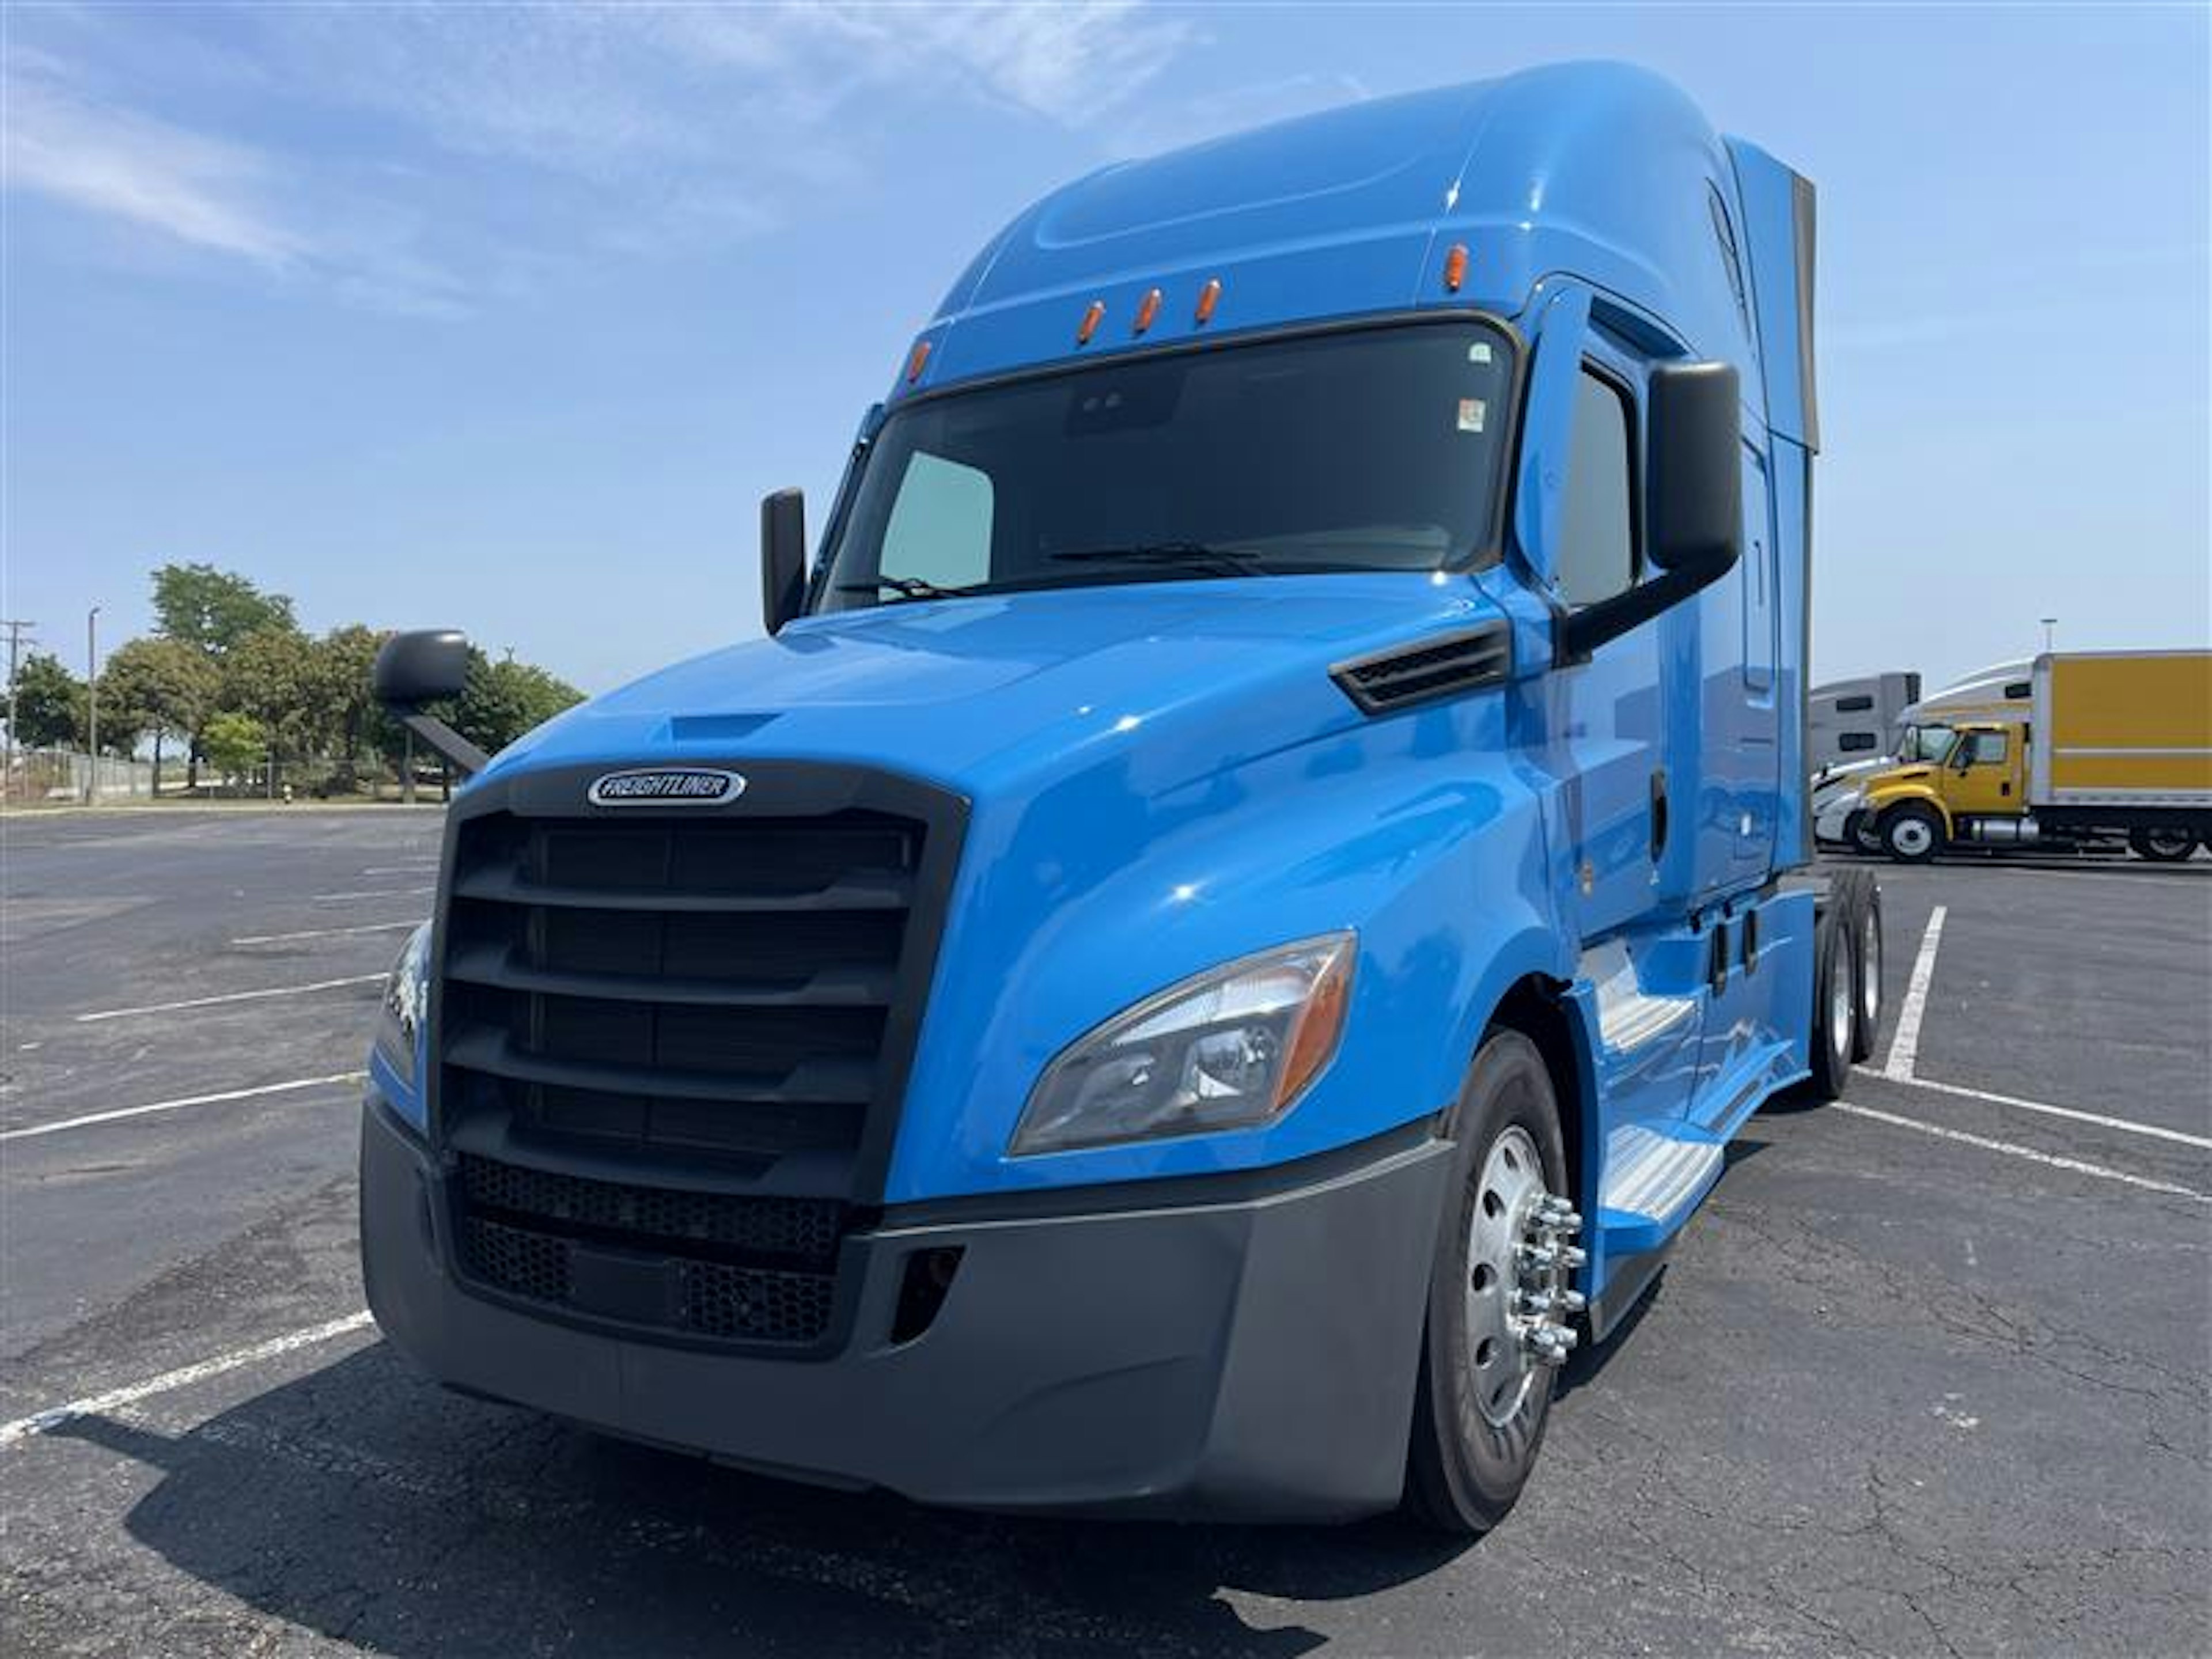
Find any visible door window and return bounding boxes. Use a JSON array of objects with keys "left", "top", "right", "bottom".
[
  {"left": 1555, "top": 370, "right": 1635, "bottom": 608},
  {"left": 1963, "top": 730, "right": 2010, "bottom": 766}
]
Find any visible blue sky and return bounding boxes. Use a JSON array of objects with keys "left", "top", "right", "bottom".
[{"left": 6, "top": 2, "right": 2207, "bottom": 695}]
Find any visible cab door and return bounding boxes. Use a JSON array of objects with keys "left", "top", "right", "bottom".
[{"left": 1944, "top": 726, "right": 2025, "bottom": 819}]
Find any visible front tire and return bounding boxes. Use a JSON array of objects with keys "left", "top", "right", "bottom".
[
  {"left": 1406, "top": 1029, "right": 1574, "bottom": 1536},
  {"left": 2128, "top": 826, "right": 2198, "bottom": 862},
  {"left": 1881, "top": 802, "right": 1945, "bottom": 864}
]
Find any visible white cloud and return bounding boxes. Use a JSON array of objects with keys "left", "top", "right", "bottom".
[
  {"left": 2, "top": 3, "right": 1199, "bottom": 315},
  {"left": 3, "top": 58, "right": 305, "bottom": 267}
]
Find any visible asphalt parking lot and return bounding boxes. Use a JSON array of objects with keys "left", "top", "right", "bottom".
[{"left": 2, "top": 809, "right": 2207, "bottom": 1657}]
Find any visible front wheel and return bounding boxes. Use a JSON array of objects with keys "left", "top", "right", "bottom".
[
  {"left": 1881, "top": 802, "right": 1945, "bottom": 864},
  {"left": 2128, "top": 827, "right": 2199, "bottom": 862},
  {"left": 1406, "top": 1030, "right": 1579, "bottom": 1535}
]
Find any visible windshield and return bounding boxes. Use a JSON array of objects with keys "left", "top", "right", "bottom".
[
  {"left": 1902, "top": 724, "right": 1957, "bottom": 764},
  {"left": 814, "top": 320, "right": 1514, "bottom": 611}
]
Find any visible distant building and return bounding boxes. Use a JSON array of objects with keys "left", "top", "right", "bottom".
[{"left": 1809, "top": 671, "right": 1920, "bottom": 772}]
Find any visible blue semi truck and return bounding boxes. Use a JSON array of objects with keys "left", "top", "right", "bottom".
[{"left": 361, "top": 63, "right": 1882, "bottom": 1532}]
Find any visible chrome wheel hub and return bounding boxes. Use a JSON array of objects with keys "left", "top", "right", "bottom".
[
  {"left": 1893, "top": 819, "right": 1933, "bottom": 856},
  {"left": 1465, "top": 1125, "right": 1585, "bottom": 1427}
]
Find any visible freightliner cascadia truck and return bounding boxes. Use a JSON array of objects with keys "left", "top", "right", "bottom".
[{"left": 361, "top": 63, "right": 1884, "bottom": 1533}]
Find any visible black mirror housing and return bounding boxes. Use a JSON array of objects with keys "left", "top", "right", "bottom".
[
  {"left": 374, "top": 629, "right": 472, "bottom": 707},
  {"left": 761, "top": 488, "right": 807, "bottom": 635},
  {"left": 1646, "top": 361, "right": 1743, "bottom": 578},
  {"left": 372, "top": 628, "right": 490, "bottom": 779},
  {"left": 1559, "top": 361, "right": 1742, "bottom": 660}
]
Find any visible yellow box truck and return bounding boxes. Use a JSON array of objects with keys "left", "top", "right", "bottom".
[{"left": 1834, "top": 650, "right": 2212, "bottom": 862}]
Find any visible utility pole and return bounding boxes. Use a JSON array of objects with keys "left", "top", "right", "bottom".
[
  {"left": 85, "top": 606, "right": 101, "bottom": 805},
  {"left": 2, "top": 618, "right": 33, "bottom": 804}
]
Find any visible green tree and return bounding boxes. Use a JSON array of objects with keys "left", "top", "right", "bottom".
[
  {"left": 453, "top": 652, "right": 584, "bottom": 755},
  {"left": 151, "top": 564, "right": 297, "bottom": 656},
  {"left": 306, "top": 624, "right": 389, "bottom": 790},
  {"left": 199, "top": 710, "right": 267, "bottom": 787},
  {"left": 97, "top": 637, "right": 219, "bottom": 794},
  {"left": 6, "top": 652, "right": 84, "bottom": 748},
  {"left": 218, "top": 625, "right": 317, "bottom": 760}
]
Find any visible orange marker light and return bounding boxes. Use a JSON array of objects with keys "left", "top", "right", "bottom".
[
  {"left": 904, "top": 339, "right": 931, "bottom": 383},
  {"left": 1195, "top": 278, "right": 1222, "bottom": 325},
  {"left": 1443, "top": 243, "right": 1469, "bottom": 293},
  {"left": 1077, "top": 300, "right": 1106, "bottom": 344},
  {"left": 1133, "top": 287, "right": 1162, "bottom": 335}
]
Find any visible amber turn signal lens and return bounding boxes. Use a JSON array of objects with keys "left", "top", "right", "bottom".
[
  {"left": 1195, "top": 278, "right": 1222, "bottom": 324},
  {"left": 1077, "top": 300, "right": 1106, "bottom": 344},
  {"left": 1133, "top": 287, "right": 1162, "bottom": 335},
  {"left": 1277, "top": 945, "right": 1354, "bottom": 1111},
  {"left": 1443, "top": 243, "right": 1468, "bottom": 293},
  {"left": 904, "top": 339, "right": 931, "bottom": 383}
]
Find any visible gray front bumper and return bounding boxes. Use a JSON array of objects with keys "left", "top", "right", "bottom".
[{"left": 361, "top": 1099, "right": 1454, "bottom": 1521}]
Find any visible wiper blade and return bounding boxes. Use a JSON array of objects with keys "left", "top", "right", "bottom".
[
  {"left": 1047, "top": 541, "right": 1267, "bottom": 573},
  {"left": 835, "top": 575, "right": 984, "bottom": 603}
]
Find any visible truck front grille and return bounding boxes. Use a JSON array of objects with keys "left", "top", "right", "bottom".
[
  {"left": 455, "top": 1155, "right": 843, "bottom": 1345},
  {"left": 439, "top": 809, "right": 923, "bottom": 1163},
  {"left": 427, "top": 765, "right": 965, "bottom": 1354}
]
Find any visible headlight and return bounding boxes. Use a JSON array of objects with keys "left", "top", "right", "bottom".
[
  {"left": 1010, "top": 932, "right": 1355, "bottom": 1156},
  {"left": 374, "top": 922, "right": 433, "bottom": 1092}
]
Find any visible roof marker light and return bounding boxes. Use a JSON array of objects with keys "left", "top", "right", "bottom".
[
  {"left": 904, "top": 339, "right": 931, "bottom": 383},
  {"left": 1195, "top": 278, "right": 1222, "bottom": 324},
  {"left": 1443, "top": 243, "right": 1468, "bottom": 293},
  {"left": 1077, "top": 300, "right": 1106, "bottom": 344},
  {"left": 1133, "top": 287, "right": 1162, "bottom": 335}
]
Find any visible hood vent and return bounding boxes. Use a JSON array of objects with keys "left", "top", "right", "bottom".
[{"left": 1331, "top": 622, "right": 1512, "bottom": 714}]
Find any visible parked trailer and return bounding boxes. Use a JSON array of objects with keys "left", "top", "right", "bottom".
[
  {"left": 1808, "top": 670, "right": 1920, "bottom": 771},
  {"left": 359, "top": 65, "right": 1881, "bottom": 1534},
  {"left": 1844, "top": 650, "right": 2212, "bottom": 862}
]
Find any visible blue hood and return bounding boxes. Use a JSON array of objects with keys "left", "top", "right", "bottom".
[{"left": 491, "top": 573, "right": 1507, "bottom": 802}]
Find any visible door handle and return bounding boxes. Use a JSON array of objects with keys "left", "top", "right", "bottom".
[{"left": 1649, "top": 768, "right": 1669, "bottom": 862}]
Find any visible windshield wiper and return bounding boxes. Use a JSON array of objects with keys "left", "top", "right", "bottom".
[
  {"left": 1046, "top": 541, "right": 1269, "bottom": 577},
  {"left": 836, "top": 575, "right": 985, "bottom": 603}
]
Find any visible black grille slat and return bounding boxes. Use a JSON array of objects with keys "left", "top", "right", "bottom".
[
  {"left": 443, "top": 941, "right": 896, "bottom": 1008},
  {"left": 1331, "top": 623, "right": 1513, "bottom": 714},
  {"left": 449, "top": 866, "right": 915, "bottom": 913},
  {"left": 444, "top": 1027, "right": 878, "bottom": 1105}
]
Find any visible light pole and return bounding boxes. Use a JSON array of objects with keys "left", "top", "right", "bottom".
[
  {"left": 84, "top": 606, "right": 101, "bottom": 805},
  {"left": 2040, "top": 616, "right": 2057, "bottom": 653}
]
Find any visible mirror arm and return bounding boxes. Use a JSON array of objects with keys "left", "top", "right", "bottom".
[
  {"left": 397, "top": 711, "right": 490, "bottom": 779},
  {"left": 1556, "top": 551, "right": 1737, "bottom": 662}
]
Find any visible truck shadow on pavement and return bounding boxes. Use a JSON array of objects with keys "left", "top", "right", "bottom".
[{"left": 63, "top": 1343, "right": 1482, "bottom": 1658}]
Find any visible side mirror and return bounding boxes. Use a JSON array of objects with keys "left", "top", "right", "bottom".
[
  {"left": 373, "top": 629, "right": 471, "bottom": 707},
  {"left": 1559, "top": 361, "right": 1742, "bottom": 659},
  {"left": 761, "top": 487, "right": 807, "bottom": 635},
  {"left": 373, "top": 628, "right": 490, "bottom": 778}
]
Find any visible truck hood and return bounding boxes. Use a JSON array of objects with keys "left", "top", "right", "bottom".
[{"left": 489, "top": 573, "right": 1510, "bottom": 800}]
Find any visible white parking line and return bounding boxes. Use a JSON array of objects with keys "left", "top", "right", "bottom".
[
  {"left": 1833, "top": 1102, "right": 2210, "bottom": 1202},
  {"left": 0, "top": 1311, "right": 374, "bottom": 1448},
  {"left": 1881, "top": 904, "right": 1946, "bottom": 1080},
  {"left": 1884, "top": 1073, "right": 2212, "bottom": 1151},
  {"left": 313, "top": 885, "right": 434, "bottom": 904},
  {"left": 74, "top": 975, "right": 384, "bottom": 1024},
  {"left": 232, "top": 919, "right": 424, "bottom": 946},
  {"left": 0, "top": 1071, "right": 366, "bottom": 1142},
  {"left": 359, "top": 865, "right": 436, "bottom": 877}
]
